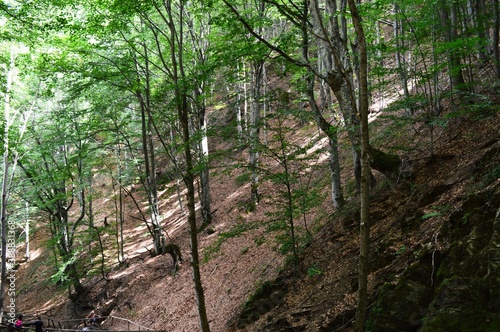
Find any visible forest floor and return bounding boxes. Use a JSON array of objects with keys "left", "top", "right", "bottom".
[{"left": 12, "top": 76, "right": 500, "bottom": 332}]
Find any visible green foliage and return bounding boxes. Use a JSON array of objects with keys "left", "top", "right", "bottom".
[
  {"left": 238, "top": 199, "right": 257, "bottom": 213},
  {"left": 393, "top": 245, "right": 407, "bottom": 256},
  {"left": 274, "top": 231, "right": 295, "bottom": 256},
  {"left": 421, "top": 205, "right": 451, "bottom": 220},
  {"left": 421, "top": 211, "right": 441, "bottom": 220},
  {"left": 461, "top": 212, "right": 472, "bottom": 225},
  {"left": 307, "top": 264, "right": 322, "bottom": 277},
  {"left": 487, "top": 166, "right": 500, "bottom": 185},
  {"left": 50, "top": 252, "right": 79, "bottom": 285}
]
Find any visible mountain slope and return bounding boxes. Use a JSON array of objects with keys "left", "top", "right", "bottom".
[
  {"left": 13, "top": 86, "right": 500, "bottom": 332},
  {"left": 234, "top": 106, "right": 500, "bottom": 331}
]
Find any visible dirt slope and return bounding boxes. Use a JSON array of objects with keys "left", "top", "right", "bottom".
[
  {"left": 12, "top": 87, "right": 500, "bottom": 332},
  {"left": 233, "top": 106, "right": 500, "bottom": 331}
]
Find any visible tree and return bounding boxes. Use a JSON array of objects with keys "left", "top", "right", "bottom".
[
  {"left": 261, "top": 104, "right": 321, "bottom": 264},
  {"left": 128, "top": 0, "right": 211, "bottom": 329},
  {"left": 0, "top": 45, "right": 25, "bottom": 317},
  {"left": 347, "top": 1, "right": 371, "bottom": 329},
  {"left": 0, "top": 31, "right": 37, "bottom": 314},
  {"left": 134, "top": 40, "right": 166, "bottom": 255},
  {"left": 184, "top": 3, "right": 213, "bottom": 226},
  {"left": 438, "top": 0, "right": 466, "bottom": 94},
  {"left": 18, "top": 100, "right": 91, "bottom": 297},
  {"left": 305, "top": 1, "right": 345, "bottom": 209},
  {"left": 494, "top": 0, "right": 500, "bottom": 77}
]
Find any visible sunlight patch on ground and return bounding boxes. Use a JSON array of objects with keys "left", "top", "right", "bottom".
[
  {"left": 225, "top": 185, "right": 249, "bottom": 201},
  {"left": 158, "top": 182, "right": 188, "bottom": 205},
  {"left": 129, "top": 224, "right": 148, "bottom": 233},
  {"left": 122, "top": 238, "right": 152, "bottom": 259},
  {"left": 304, "top": 135, "right": 330, "bottom": 164},
  {"left": 369, "top": 83, "right": 415, "bottom": 122},
  {"left": 28, "top": 248, "right": 42, "bottom": 260},
  {"left": 40, "top": 296, "right": 67, "bottom": 313},
  {"left": 161, "top": 205, "right": 183, "bottom": 222},
  {"left": 111, "top": 268, "right": 135, "bottom": 279},
  {"left": 168, "top": 215, "right": 187, "bottom": 233}
]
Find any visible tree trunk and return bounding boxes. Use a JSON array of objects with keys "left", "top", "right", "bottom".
[
  {"left": 249, "top": 60, "right": 264, "bottom": 206},
  {"left": 135, "top": 46, "right": 164, "bottom": 255},
  {"left": 117, "top": 144, "right": 125, "bottom": 262},
  {"left": 0, "top": 155, "right": 9, "bottom": 314},
  {"left": 57, "top": 209, "right": 86, "bottom": 297},
  {"left": 242, "top": 62, "right": 249, "bottom": 134},
  {"left": 494, "top": 0, "right": 500, "bottom": 77},
  {"left": 162, "top": 0, "right": 211, "bottom": 329},
  {"left": 0, "top": 49, "right": 14, "bottom": 314},
  {"left": 439, "top": 1, "right": 466, "bottom": 93},
  {"left": 196, "top": 87, "right": 212, "bottom": 226},
  {"left": 169, "top": 124, "right": 186, "bottom": 215},
  {"left": 306, "top": 72, "right": 345, "bottom": 210},
  {"left": 145, "top": 42, "right": 164, "bottom": 254},
  {"left": 66, "top": 261, "right": 85, "bottom": 297},
  {"left": 187, "top": 10, "right": 212, "bottom": 226},
  {"left": 317, "top": 0, "right": 364, "bottom": 191},
  {"left": 347, "top": 1, "right": 370, "bottom": 331},
  {"left": 235, "top": 63, "right": 244, "bottom": 139},
  {"left": 394, "top": 3, "right": 413, "bottom": 116},
  {"left": 25, "top": 203, "right": 30, "bottom": 260},
  {"left": 308, "top": 0, "right": 345, "bottom": 210},
  {"left": 179, "top": 85, "right": 211, "bottom": 332},
  {"left": 111, "top": 141, "right": 125, "bottom": 263},
  {"left": 199, "top": 150, "right": 212, "bottom": 225}
]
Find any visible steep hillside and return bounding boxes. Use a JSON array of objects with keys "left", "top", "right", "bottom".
[
  {"left": 12, "top": 84, "right": 500, "bottom": 332},
  {"left": 234, "top": 104, "right": 500, "bottom": 331}
]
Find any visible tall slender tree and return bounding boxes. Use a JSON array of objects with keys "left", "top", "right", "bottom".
[
  {"left": 0, "top": 43, "right": 34, "bottom": 314},
  {"left": 347, "top": 1, "right": 371, "bottom": 330}
]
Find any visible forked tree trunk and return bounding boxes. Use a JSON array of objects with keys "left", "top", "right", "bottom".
[
  {"left": 309, "top": 1, "right": 345, "bottom": 210},
  {"left": 348, "top": 1, "right": 370, "bottom": 330}
]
